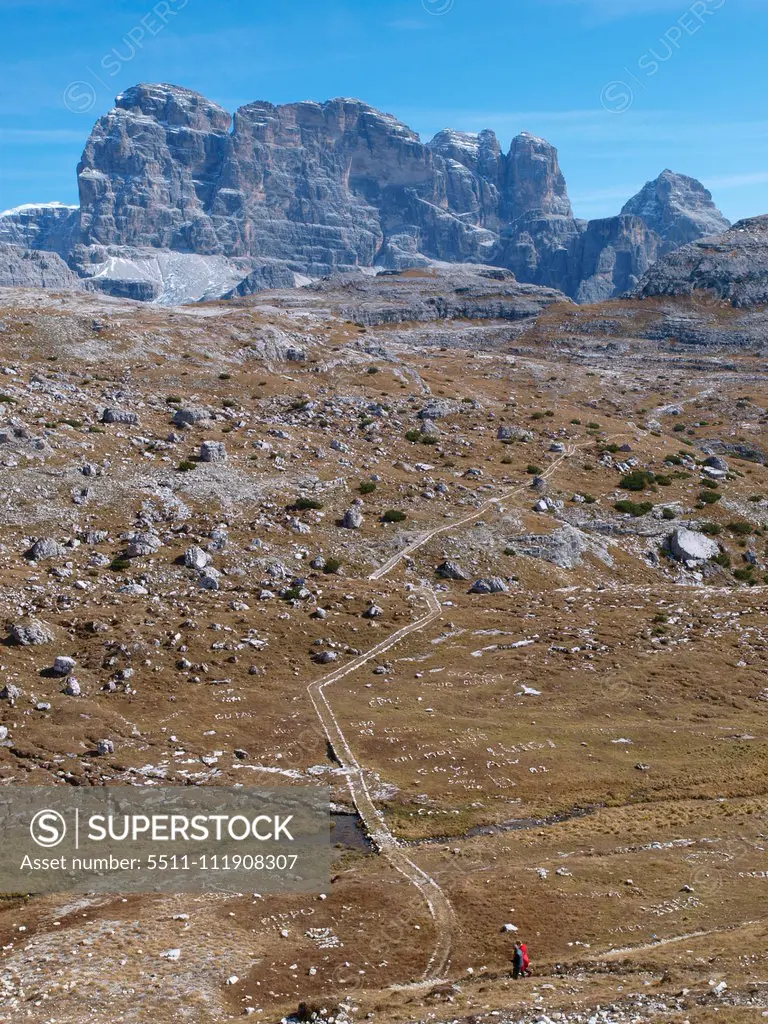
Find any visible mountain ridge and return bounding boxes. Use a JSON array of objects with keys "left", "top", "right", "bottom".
[{"left": 0, "top": 83, "right": 731, "bottom": 305}]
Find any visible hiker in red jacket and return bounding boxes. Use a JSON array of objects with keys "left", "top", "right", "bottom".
[{"left": 521, "top": 942, "right": 531, "bottom": 977}]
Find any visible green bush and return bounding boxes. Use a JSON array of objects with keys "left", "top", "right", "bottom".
[
  {"left": 728, "top": 521, "right": 753, "bottom": 536},
  {"left": 662, "top": 508, "right": 676, "bottom": 520},
  {"left": 615, "top": 499, "right": 653, "bottom": 517},
  {"left": 713, "top": 551, "right": 731, "bottom": 568},
  {"left": 733, "top": 567, "right": 755, "bottom": 582},
  {"left": 294, "top": 497, "right": 323, "bottom": 511},
  {"left": 323, "top": 558, "right": 342, "bottom": 575},
  {"left": 177, "top": 460, "right": 196, "bottom": 472},
  {"left": 700, "top": 523, "right": 722, "bottom": 536},
  {"left": 382, "top": 509, "right": 407, "bottom": 523},
  {"left": 527, "top": 464, "right": 542, "bottom": 475},
  {"left": 620, "top": 470, "right": 652, "bottom": 492},
  {"left": 359, "top": 480, "right": 377, "bottom": 495},
  {"left": 699, "top": 491, "right": 722, "bottom": 504}
]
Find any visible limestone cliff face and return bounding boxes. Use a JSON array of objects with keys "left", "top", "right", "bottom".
[
  {"left": 0, "top": 203, "right": 79, "bottom": 256},
  {"left": 77, "top": 84, "right": 232, "bottom": 252},
  {"left": 0, "top": 243, "right": 84, "bottom": 290},
  {"left": 636, "top": 216, "right": 768, "bottom": 308},
  {"left": 566, "top": 215, "right": 663, "bottom": 304},
  {"left": 4, "top": 84, "right": 733, "bottom": 303}
]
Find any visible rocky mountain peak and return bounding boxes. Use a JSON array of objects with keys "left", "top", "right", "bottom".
[
  {"left": 506, "top": 132, "right": 572, "bottom": 219},
  {"left": 114, "top": 82, "right": 231, "bottom": 132},
  {"left": 621, "top": 169, "right": 729, "bottom": 247}
]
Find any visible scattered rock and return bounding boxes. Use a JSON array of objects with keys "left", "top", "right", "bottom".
[
  {"left": 436, "top": 560, "right": 469, "bottom": 581},
  {"left": 9, "top": 619, "right": 53, "bottom": 646},
  {"left": 53, "top": 655, "right": 76, "bottom": 676},
  {"left": 26, "top": 537, "right": 64, "bottom": 560},
  {"left": 102, "top": 408, "right": 139, "bottom": 425},
  {"left": 200, "top": 440, "right": 227, "bottom": 463},
  {"left": 184, "top": 546, "right": 211, "bottom": 570},
  {"left": 341, "top": 508, "right": 364, "bottom": 530},
  {"left": 469, "top": 577, "right": 509, "bottom": 594}
]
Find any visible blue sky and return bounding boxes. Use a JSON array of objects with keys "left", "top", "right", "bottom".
[{"left": 1, "top": 0, "right": 765, "bottom": 222}]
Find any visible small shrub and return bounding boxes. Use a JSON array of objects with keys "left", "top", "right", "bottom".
[
  {"left": 359, "top": 480, "right": 377, "bottom": 495},
  {"left": 366, "top": 366, "right": 379, "bottom": 375},
  {"left": 713, "top": 551, "right": 731, "bottom": 568},
  {"left": 294, "top": 497, "right": 323, "bottom": 511},
  {"left": 620, "top": 470, "right": 652, "bottom": 492},
  {"left": 699, "top": 490, "right": 722, "bottom": 504},
  {"left": 733, "top": 567, "right": 755, "bottom": 582},
  {"left": 382, "top": 509, "right": 407, "bottom": 523},
  {"left": 662, "top": 508, "right": 676, "bottom": 520},
  {"left": 728, "top": 521, "right": 753, "bottom": 536},
  {"left": 323, "top": 558, "right": 343, "bottom": 575},
  {"left": 218, "top": 373, "right": 231, "bottom": 381},
  {"left": 615, "top": 499, "right": 653, "bottom": 517},
  {"left": 177, "top": 460, "right": 196, "bottom": 472},
  {"left": 109, "top": 558, "right": 131, "bottom": 572},
  {"left": 526, "top": 464, "right": 542, "bottom": 475},
  {"left": 700, "top": 523, "right": 722, "bottom": 536},
  {"left": 655, "top": 474, "right": 673, "bottom": 487}
]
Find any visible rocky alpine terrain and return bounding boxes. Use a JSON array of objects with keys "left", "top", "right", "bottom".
[
  {"left": 0, "top": 257, "right": 767, "bottom": 1022},
  {"left": 0, "top": 83, "right": 731, "bottom": 305}
]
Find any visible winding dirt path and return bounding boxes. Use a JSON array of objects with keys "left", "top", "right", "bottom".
[{"left": 307, "top": 444, "right": 585, "bottom": 979}]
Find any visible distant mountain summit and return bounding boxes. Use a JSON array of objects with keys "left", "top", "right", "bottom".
[
  {"left": 621, "top": 169, "right": 729, "bottom": 248},
  {"left": 0, "top": 83, "right": 732, "bottom": 304}
]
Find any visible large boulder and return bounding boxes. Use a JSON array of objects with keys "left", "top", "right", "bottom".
[{"left": 669, "top": 527, "right": 720, "bottom": 563}]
